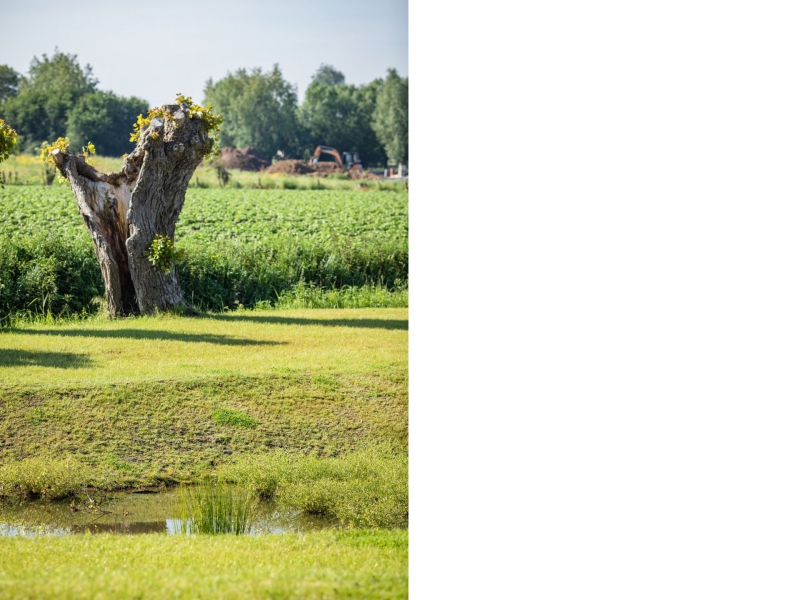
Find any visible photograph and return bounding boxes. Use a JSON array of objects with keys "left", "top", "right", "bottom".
[{"left": 0, "top": 1, "right": 408, "bottom": 597}]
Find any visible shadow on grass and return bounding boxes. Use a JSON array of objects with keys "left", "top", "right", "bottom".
[
  {"left": 205, "top": 315, "right": 408, "bottom": 331},
  {"left": 0, "top": 349, "right": 94, "bottom": 369},
  {"left": 13, "top": 329, "right": 287, "bottom": 347}
]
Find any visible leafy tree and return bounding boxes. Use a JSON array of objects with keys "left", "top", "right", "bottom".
[
  {"left": 311, "top": 64, "right": 346, "bottom": 87},
  {"left": 204, "top": 66, "right": 300, "bottom": 159},
  {"left": 0, "top": 65, "right": 21, "bottom": 104},
  {"left": 2, "top": 51, "right": 152, "bottom": 156},
  {"left": 372, "top": 69, "right": 408, "bottom": 166},
  {"left": 298, "top": 65, "right": 386, "bottom": 167},
  {"left": 24, "top": 50, "right": 97, "bottom": 95},
  {"left": 0, "top": 119, "right": 18, "bottom": 187},
  {"left": 66, "top": 91, "right": 148, "bottom": 156},
  {"left": 355, "top": 78, "right": 388, "bottom": 167},
  {"left": 2, "top": 50, "right": 97, "bottom": 152}
]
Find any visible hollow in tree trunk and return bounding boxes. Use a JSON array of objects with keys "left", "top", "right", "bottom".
[{"left": 51, "top": 102, "right": 213, "bottom": 317}]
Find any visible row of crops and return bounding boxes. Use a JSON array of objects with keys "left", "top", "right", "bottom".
[{"left": 0, "top": 187, "right": 408, "bottom": 318}]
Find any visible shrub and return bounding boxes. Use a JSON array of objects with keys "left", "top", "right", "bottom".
[
  {"left": 0, "top": 234, "right": 102, "bottom": 323},
  {"left": 0, "top": 457, "right": 92, "bottom": 500}
]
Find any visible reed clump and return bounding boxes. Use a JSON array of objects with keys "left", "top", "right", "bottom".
[{"left": 175, "top": 479, "right": 256, "bottom": 535}]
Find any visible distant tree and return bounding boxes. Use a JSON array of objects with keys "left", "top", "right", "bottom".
[
  {"left": 66, "top": 91, "right": 148, "bottom": 156},
  {"left": 204, "top": 66, "right": 300, "bottom": 159},
  {"left": 298, "top": 66, "right": 386, "bottom": 167},
  {"left": 2, "top": 50, "right": 98, "bottom": 152},
  {"left": 372, "top": 69, "right": 408, "bottom": 166},
  {"left": 355, "top": 78, "right": 389, "bottom": 167},
  {"left": 0, "top": 65, "right": 21, "bottom": 104},
  {"left": 311, "top": 64, "right": 346, "bottom": 87}
]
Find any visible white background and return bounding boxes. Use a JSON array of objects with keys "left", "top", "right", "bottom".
[{"left": 411, "top": 0, "right": 800, "bottom": 597}]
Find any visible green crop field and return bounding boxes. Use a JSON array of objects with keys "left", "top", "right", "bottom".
[
  {"left": 0, "top": 186, "right": 408, "bottom": 244},
  {"left": 0, "top": 186, "right": 408, "bottom": 318}
]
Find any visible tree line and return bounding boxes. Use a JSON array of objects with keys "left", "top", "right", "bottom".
[{"left": 0, "top": 50, "right": 408, "bottom": 168}]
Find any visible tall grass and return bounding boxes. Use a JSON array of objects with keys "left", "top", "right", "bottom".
[
  {"left": 0, "top": 457, "right": 121, "bottom": 501},
  {"left": 0, "top": 235, "right": 407, "bottom": 321},
  {"left": 221, "top": 447, "right": 408, "bottom": 528},
  {"left": 0, "top": 154, "right": 409, "bottom": 191},
  {"left": 264, "top": 281, "right": 408, "bottom": 310},
  {"left": 178, "top": 237, "right": 407, "bottom": 312},
  {"left": 175, "top": 479, "right": 256, "bottom": 535},
  {"left": 0, "top": 233, "right": 103, "bottom": 323}
]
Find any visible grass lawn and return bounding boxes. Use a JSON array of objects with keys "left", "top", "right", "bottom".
[
  {"left": 0, "top": 307, "right": 407, "bottom": 482},
  {"left": 0, "top": 308, "right": 407, "bottom": 387},
  {"left": 0, "top": 529, "right": 408, "bottom": 599},
  {"left": 0, "top": 308, "right": 408, "bottom": 598}
]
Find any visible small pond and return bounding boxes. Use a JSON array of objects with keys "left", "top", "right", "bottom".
[{"left": 0, "top": 490, "right": 334, "bottom": 537}]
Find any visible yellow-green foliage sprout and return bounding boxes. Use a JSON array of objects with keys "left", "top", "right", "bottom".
[
  {"left": 175, "top": 93, "right": 223, "bottom": 157},
  {"left": 0, "top": 119, "right": 17, "bottom": 163},
  {"left": 0, "top": 119, "right": 18, "bottom": 187},
  {"left": 129, "top": 107, "right": 165, "bottom": 143},
  {"left": 40, "top": 137, "right": 70, "bottom": 165},
  {"left": 81, "top": 142, "right": 96, "bottom": 165},
  {"left": 148, "top": 234, "right": 187, "bottom": 273},
  {"left": 39, "top": 137, "right": 70, "bottom": 184},
  {"left": 130, "top": 95, "right": 222, "bottom": 158}
]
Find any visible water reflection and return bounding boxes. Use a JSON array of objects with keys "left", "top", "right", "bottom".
[{"left": 0, "top": 490, "right": 332, "bottom": 537}]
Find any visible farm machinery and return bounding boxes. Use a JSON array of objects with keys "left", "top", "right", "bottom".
[{"left": 308, "top": 145, "right": 363, "bottom": 174}]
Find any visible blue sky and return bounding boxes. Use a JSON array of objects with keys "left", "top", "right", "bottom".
[{"left": 1, "top": 0, "right": 407, "bottom": 106}]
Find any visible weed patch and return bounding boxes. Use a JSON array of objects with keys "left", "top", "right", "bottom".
[
  {"left": 212, "top": 407, "right": 257, "bottom": 428},
  {"left": 221, "top": 446, "right": 408, "bottom": 528},
  {"left": 0, "top": 457, "right": 95, "bottom": 500}
]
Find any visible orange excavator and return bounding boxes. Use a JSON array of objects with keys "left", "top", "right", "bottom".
[{"left": 308, "top": 145, "right": 363, "bottom": 174}]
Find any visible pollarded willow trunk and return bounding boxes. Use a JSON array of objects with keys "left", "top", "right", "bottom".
[{"left": 51, "top": 102, "right": 214, "bottom": 317}]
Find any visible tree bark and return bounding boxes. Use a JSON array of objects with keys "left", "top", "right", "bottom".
[{"left": 53, "top": 103, "right": 212, "bottom": 317}]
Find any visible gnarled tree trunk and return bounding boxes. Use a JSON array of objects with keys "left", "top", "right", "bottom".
[{"left": 52, "top": 103, "right": 212, "bottom": 317}]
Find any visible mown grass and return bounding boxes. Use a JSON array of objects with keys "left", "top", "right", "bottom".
[
  {"left": 0, "top": 529, "right": 408, "bottom": 599},
  {"left": 0, "top": 372, "right": 408, "bottom": 481},
  {"left": 0, "top": 307, "right": 407, "bottom": 386}
]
